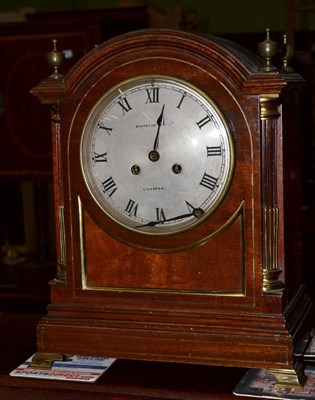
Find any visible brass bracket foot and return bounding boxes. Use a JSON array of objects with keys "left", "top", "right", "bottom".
[
  {"left": 266, "top": 362, "right": 307, "bottom": 387},
  {"left": 28, "top": 352, "right": 64, "bottom": 370}
]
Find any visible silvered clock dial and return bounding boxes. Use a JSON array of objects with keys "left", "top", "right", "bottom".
[{"left": 81, "top": 75, "right": 234, "bottom": 234}]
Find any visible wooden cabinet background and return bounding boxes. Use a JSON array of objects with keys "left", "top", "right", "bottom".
[{"left": 0, "top": 7, "right": 148, "bottom": 175}]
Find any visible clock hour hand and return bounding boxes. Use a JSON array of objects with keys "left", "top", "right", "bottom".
[
  {"left": 153, "top": 104, "right": 165, "bottom": 151},
  {"left": 149, "top": 104, "right": 165, "bottom": 162},
  {"left": 136, "top": 208, "right": 204, "bottom": 228}
]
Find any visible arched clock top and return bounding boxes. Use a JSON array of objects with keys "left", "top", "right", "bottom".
[{"left": 31, "top": 29, "right": 298, "bottom": 104}]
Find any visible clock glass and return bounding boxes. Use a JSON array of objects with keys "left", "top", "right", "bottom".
[{"left": 80, "top": 75, "right": 234, "bottom": 235}]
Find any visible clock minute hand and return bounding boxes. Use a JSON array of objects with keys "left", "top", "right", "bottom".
[
  {"left": 141, "top": 212, "right": 193, "bottom": 227},
  {"left": 136, "top": 208, "right": 204, "bottom": 228}
]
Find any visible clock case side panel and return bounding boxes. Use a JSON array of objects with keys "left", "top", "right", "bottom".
[
  {"left": 258, "top": 80, "right": 314, "bottom": 357},
  {"left": 46, "top": 104, "right": 78, "bottom": 304},
  {"left": 49, "top": 105, "right": 68, "bottom": 288},
  {"left": 280, "top": 83, "right": 306, "bottom": 300},
  {"left": 31, "top": 29, "right": 313, "bottom": 371}
]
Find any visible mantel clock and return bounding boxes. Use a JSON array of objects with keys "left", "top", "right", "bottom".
[{"left": 31, "top": 29, "right": 313, "bottom": 385}]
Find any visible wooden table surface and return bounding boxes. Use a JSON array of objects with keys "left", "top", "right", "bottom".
[{"left": 0, "top": 312, "right": 248, "bottom": 400}]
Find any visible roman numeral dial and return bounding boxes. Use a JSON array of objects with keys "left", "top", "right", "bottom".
[{"left": 81, "top": 76, "right": 234, "bottom": 234}]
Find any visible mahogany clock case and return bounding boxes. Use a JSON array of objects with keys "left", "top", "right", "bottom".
[{"left": 31, "top": 29, "right": 314, "bottom": 372}]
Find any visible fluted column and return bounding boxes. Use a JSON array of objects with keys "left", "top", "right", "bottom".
[{"left": 260, "top": 94, "right": 285, "bottom": 294}]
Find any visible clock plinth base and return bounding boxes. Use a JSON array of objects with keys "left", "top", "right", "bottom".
[
  {"left": 34, "top": 286, "right": 313, "bottom": 373},
  {"left": 266, "top": 362, "right": 307, "bottom": 387}
]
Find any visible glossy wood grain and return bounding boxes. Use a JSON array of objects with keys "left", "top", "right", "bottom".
[{"left": 31, "top": 28, "right": 314, "bottom": 373}]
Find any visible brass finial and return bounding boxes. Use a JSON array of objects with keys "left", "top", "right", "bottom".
[
  {"left": 258, "top": 28, "right": 278, "bottom": 72},
  {"left": 281, "top": 34, "right": 294, "bottom": 72},
  {"left": 46, "top": 39, "right": 65, "bottom": 79}
]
